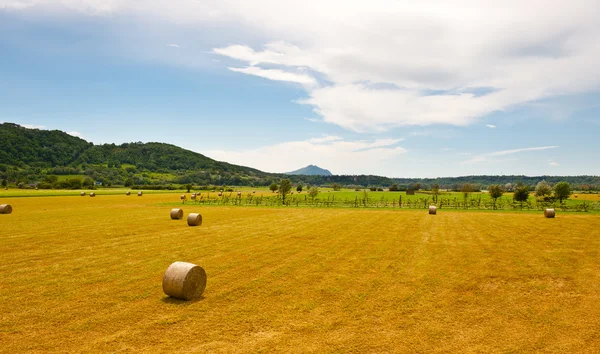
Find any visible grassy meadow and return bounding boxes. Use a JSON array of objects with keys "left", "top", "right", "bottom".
[{"left": 1, "top": 192, "right": 600, "bottom": 352}]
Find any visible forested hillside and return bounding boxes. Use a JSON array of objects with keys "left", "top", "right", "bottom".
[{"left": 1, "top": 123, "right": 598, "bottom": 190}]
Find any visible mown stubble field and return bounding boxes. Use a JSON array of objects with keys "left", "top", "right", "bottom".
[{"left": 1, "top": 194, "right": 599, "bottom": 353}]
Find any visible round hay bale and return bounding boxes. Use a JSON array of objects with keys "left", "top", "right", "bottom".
[
  {"left": 429, "top": 206, "right": 437, "bottom": 215},
  {"left": 126, "top": 191, "right": 131, "bottom": 196},
  {"left": 253, "top": 191, "right": 255, "bottom": 193},
  {"left": 138, "top": 191, "right": 143, "bottom": 196},
  {"left": 218, "top": 192, "right": 223, "bottom": 197},
  {"left": 544, "top": 208, "right": 555, "bottom": 218},
  {"left": 187, "top": 213, "right": 202, "bottom": 226},
  {"left": 170, "top": 208, "right": 183, "bottom": 220},
  {"left": 237, "top": 192, "right": 241, "bottom": 196},
  {"left": 80, "top": 191, "right": 86, "bottom": 196},
  {"left": 90, "top": 192, "right": 96, "bottom": 197},
  {"left": 0, "top": 204, "right": 13, "bottom": 214},
  {"left": 180, "top": 194, "right": 187, "bottom": 200},
  {"left": 162, "top": 261, "right": 207, "bottom": 301}
]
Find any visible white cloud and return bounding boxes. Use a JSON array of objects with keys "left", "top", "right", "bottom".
[
  {"left": 549, "top": 161, "right": 560, "bottom": 166},
  {"left": 20, "top": 124, "right": 46, "bottom": 129},
  {"left": 441, "top": 147, "right": 455, "bottom": 151},
  {"left": 66, "top": 131, "right": 82, "bottom": 137},
  {"left": 207, "top": 136, "right": 407, "bottom": 174},
  {"left": 306, "top": 135, "right": 342, "bottom": 143},
  {"left": 228, "top": 66, "right": 316, "bottom": 85},
  {"left": 167, "top": 44, "right": 180, "bottom": 48},
  {"left": 463, "top": 145, "right": 559, "bottom": 164},
  {"left": 5, "top": 0, "right": 600, "bottom": 132},
  {"left": 486, "top": 124, "right": 496, "bottom": 128},
  {"left": 303, "top": 117, "right": 321, "bottom": 123}
]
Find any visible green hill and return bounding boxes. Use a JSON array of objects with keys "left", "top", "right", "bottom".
[
  {"left": 286, "top": 165, "right": 333, "bottom": 176},
  {"left": 0, "top": 123, "right": 598, "bottom": 190}
]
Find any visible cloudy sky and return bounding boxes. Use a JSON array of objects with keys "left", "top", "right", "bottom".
[{"left": 1, "top": 0, "right": 599, "bottom": 177}]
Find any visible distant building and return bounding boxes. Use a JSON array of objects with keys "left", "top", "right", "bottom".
[{"left": 94, "top": 181, "right": 103, "bottom": 186}]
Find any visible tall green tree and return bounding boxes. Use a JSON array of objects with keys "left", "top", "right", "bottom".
[
  {"left": 279, "top": 179, "right": 292, "bottom": 203},
  {"left": 431, "top": 183, "right": 440, "bottom": 202},
  {"left": 488, "top": 184, "right": 504, "bottom": 209},
  {"left": 296, "top": 184, "right": 303, "bottom": 192},
  {"left": 513, "top": 184, "right": 530, "bottom": 209},
  {"left": 554, "top": 181, "right": 572, "bottom": 203},
  {"left": 269, "top": 182, "right": 278, "bottom": 193},
  {"left": 535, "top": 180, "right": 552, "bottom": 198},
  {"left": 308, "top": 186, "right": 319, "bottom": 200}
]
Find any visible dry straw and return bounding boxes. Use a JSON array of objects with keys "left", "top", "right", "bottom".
[
  {"left": 0, "top": 204, "right": 13, "bottom": 214},
  {"left": 90, "top": 192, "right": 96, "bottom": 197},
  {"left": 180, "top": 194, "right": 187, "bottom": 200},
  {"left": 429, "top": 206, "right": 437, "bottom": 215},
  {"left": 162, "top": 261, "right": 207, "bottom": 300},
  {"left": 191, "top": 193, "right": 196, "bottom": 200},
  {"left": 187, "top": 213, "right": 202, "bottom": 226},
  {"left": 170, "top": 208, "right": 183, "bottom": 220},
  {"left": 80, "top": 192, "right": 86, "bottom": 196},
  {"left": 218, "top": 192, "right": 223, "bottom": 197},
  {"left": 544, "top": 208, "right": 556, "bottom": 218},
  {"left": 126, "top": 191, "right": 131, "bottom": 196},
  {"left": 138, "top": 191, "right": 143, "bottom": 196}
]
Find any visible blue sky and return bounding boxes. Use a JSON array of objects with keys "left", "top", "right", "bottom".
[{"left": 1, "top": 1, "right": 599, "bottom": 177}]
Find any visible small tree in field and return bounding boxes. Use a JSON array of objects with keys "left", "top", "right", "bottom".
[
  {"left": 513, "top": 184, "right": 530, "bottom": 209},
  {"left": 332, "top": 183, "right": 341, "bottom": 191},
  {"left": 488, "top": 184, "right": 504, "bottom": 209},
  {"left": 279, "top": 179, "right": 292, "bottom": 203},
  {"left": 2, "top": 178, "right": 8, "bottom": 188},
  {"left": 554, "top": 181, "right": 572, "bottom": 203},
  {"left": 83, "top": 177, "right": 94, "bottom": 189},
  {"left": 269, "top": 182, "right": 278, "bottom": 193},
  {"left": 296, "top": 184, "right": 303, "bottom": 193},
  {"left": 186, "top": 183, "right": 193, "bottom": 193},
  {"left": 460, "top": 183, "right": 476, "bottom": 208},
  {"left": 535, "top": 180, "right": 552, "bottom": 198},
  {"left": 308, "top": 186, "right": 319, "bottom": 200},
  {"left": 431, "top": 183, "right": 440, "bottom": 202}
]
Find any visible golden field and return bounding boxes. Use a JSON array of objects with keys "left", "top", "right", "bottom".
[{"left": 1, "top": 193, "right": 600, "bottom": 353}]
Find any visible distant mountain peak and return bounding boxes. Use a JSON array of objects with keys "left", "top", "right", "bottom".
[{"left": 286, "top": 165, "right": 333, "bottom": 176}]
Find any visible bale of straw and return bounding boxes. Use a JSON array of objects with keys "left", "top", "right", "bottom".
[
  {"left": 80, "top": 191, "right": 86, "bottom": 196},
  {"left": 218, "top": 192, "right": 223, "bottom": 197},
  {"left": 170, "top": 208, "right": 183, "bottom": 220},
  {"left": 90, "top": 192, "right": 96, "bottom": 197},
  {"left": 162, "top": 261, "right": 207, "bottom": 300},
  {"left": 138, "top": 191, "right": 143, "bottom": 196},
  {"left": 0, "top": 204, "right": 13, "bottom": 214},
  {"left": 187, "top": 213, "right": 202, "bottom": 226},
  {"left": 544, "top": 208, "right": 555, "bottom": 218},
  {"left": 237, "top": 192, "right": 241, "bottom": 196},
  {"left": 126, "top": 191, "right": 131, "bottom": 196},
  {"left": 429, "top": 206, "right": 437, "bottom": 215},
  {"left": 180, "top": 194, "right": 187, "bottom": 200}
]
